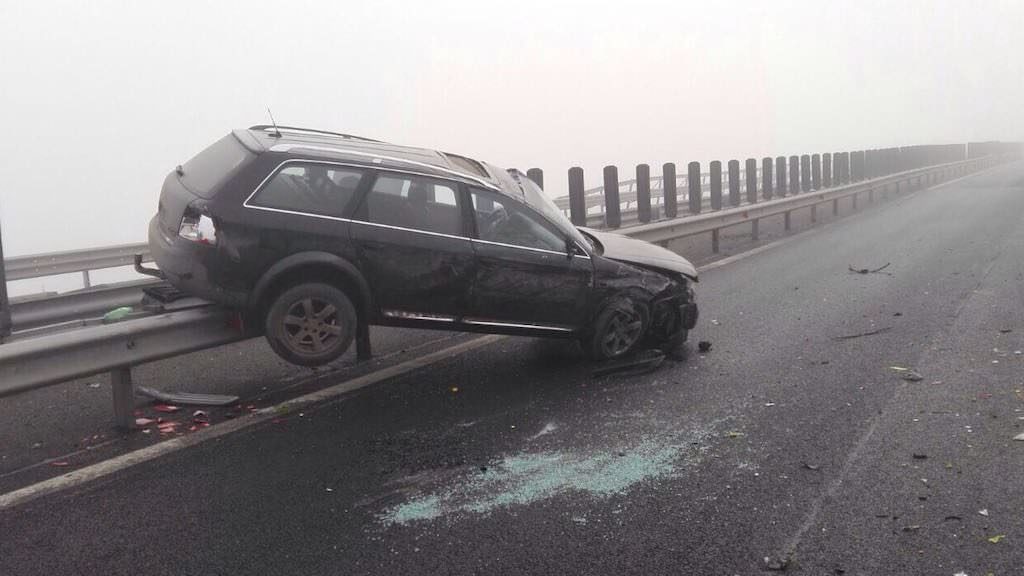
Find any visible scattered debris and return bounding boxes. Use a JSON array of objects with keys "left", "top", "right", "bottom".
[
  {"left": 912, "top": 453, "right": 928, "bottom": 460},
  {"left": 86, "top": 382, "right": 101, "bottom": 389},
  {"left": 802, "top": 462, "right": 821, "bottom": 471},
  {"left": 152, "top": 404, "right": 180, "bottom": 413},
  {"left": 724, "top": 431, "right": 745, "bottom": 439},
  {"left": 889, "top": 366, "right": 910, "bottom": 372},
  {"left": 893, "top": 312, "right": 903, "bottom": 317},
  {"left": 978, "top": 509, "right": 989, "bottom": 516},
  {"left": 102, "top": 306, "right": 134, "bottom": 323},
  {"left": 50, "top": 461, "right": 70, "bottom": 467},
  {"left": 591, "top": 350, "right": 665, "bottom": 378},
  {"left": 902, "top": 525, "right": 921, "bottom": 532},
  {"left": 449, "top": 387, "right": 459, "bottom": 393},
  {"left": 901, "top": 371, "right": 924, "bottom": 382},
  {"left": 138, "top": 386, "right": 239, "bottom": 406},
  {"left": 943, "top": 515, "right": 963, "bottom": 522},
  {"left": 763, "top": 555, "right": 790, "bottom": 571},
  {"left": 1013, "top": 433, "right": 1024, "bottom": 441},
  {"left": 848, "top": 263, "right": 891, "bottom": 275},
  {"left": 697, "top": 341, "right": 712, "bottom": 353},
  {"left": 987, "top": 534, "right": 1006, "bottom": 544},
  {"left": 710, "top": 319, "right": 721, "bottom": 326},
  {"left": 833, "top": 326, "right": 893, "bottom": 340},
  {"left": 999, "top": 328, "right": 1013, "bottom": 333},
  {"left": 134, "top": 417, "right": 155, "bottom": 427},
  {"left": 191, "top": 410, "right": 210, "bottom": 424},
  {"left": 764, "top": 402, "right": 776, "bottom": 407}
]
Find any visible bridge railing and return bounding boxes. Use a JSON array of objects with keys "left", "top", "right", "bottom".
[{"left": 544, "top": 141, "right": 1019, "bottom": 229}]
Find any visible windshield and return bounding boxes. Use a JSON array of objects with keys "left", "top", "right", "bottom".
[{"left": 515, "top": 170, "right": 592, "bottom": 251}]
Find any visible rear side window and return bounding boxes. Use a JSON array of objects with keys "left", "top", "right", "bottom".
[
  {"left": 355, "top": 173, "right": 463, "bottom": 236},
  {"left": 180, "top": 134, "right": 253, "bottom": 198},
  {"left": 249, "top": 163, "right": 365, "bottom": 218}
]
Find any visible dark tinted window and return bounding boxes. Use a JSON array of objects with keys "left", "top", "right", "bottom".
[
  {"left": 357, "top": 174, "right": 462, "bottom": 236},
  {"left": 470, "top": 189, "right": 566, "bottom": 252},
  {"left": 249, "top": 163, "right": 364, "bottom": 218},
  {"left": 181, "top": 133, "right": 253, "bottom": 198}
]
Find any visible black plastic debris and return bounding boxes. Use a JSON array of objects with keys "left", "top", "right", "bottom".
[
  {"left": 848, "top": 263, "right": 892, "bottom": 275},
  {"left": 591, "top": 349, "right": 666, "bottom": 378},
  {"left": 698, "top": 341, "right": 712, "bottom": 353},
  {"left": 833, "top": 326, "right": 893, "bottom": 341}
]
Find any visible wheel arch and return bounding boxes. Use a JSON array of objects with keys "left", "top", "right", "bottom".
[{"left": 250, "top": 252, "right": 373, "bottom": 321}]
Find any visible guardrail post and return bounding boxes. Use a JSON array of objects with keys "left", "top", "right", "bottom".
[
  {"left": 603, "top": 166, "right": 621, "bottom": 228},
  {"left": 851, "top": 151, "right": 865, "bottom": 182},
  {"left": 776, "top": 156, "right": 787, "bottom": 197},
  {"left": 822, "top": 153, "right": 832, "bottom": 188},
  {"left": 687, "top": 162, "right": 702, "bottom": 214},
  {"left": 111, "top": 366, "right": 135, "bottom": 430},
  {"left": 527, "top": 168, "right": 544, "bottom": 190},
  {"left": 811, "top": 154, "right": 821, "bottom": 190},
  {"left": 761, "top": 157, "right": 773, "bottom": 200},
  {"left": 568, "top": 167, "right": 587, "bottom": 226},
  {"left": 727, "top": 160, "right": 741, "bottom": 206},
  {"left": 800, "top": 155, "right": 811, "bottom": 192},
  {"left": 788, "top": 156, "right": 800, "bottom": 194},
  {"left": 745, "top": 159, "right": 757, "bottom": 203},
  {"left": 835, "top": 152, "right": 848, "bottom": 184},
  {"left": 710, "top": 161, "right": 723, "bottom": 210},
  {"left": 636, "top": 164, "right": 652, "bottom": 223},
  {"left": 663, "top": 163, "right": 678, "bottom": 219},
  {"left": 0, "top": 220, "right": 10, "bottom": 342}
]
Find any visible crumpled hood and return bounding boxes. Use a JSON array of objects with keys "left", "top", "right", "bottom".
[{"left": 582, "top": 228, "right": 698, "bottom": 282}]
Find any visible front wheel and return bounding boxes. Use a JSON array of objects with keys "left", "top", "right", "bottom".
[
  {"left": 264, "top": 283, "right": 356, "bottom": 366},
  {"left": 585, "top": 298, "right": 648, "bottom": 361}
]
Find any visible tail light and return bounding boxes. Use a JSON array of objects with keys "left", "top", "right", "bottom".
[{"left": 178, "top": 209, "right": 218, "bottom": 245}]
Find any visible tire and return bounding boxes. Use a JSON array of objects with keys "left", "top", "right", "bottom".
[
  {"left": 264, "top": 283, "right": 356, "bottom": 367},
  {"left": 586, "top": 297, "right": 648, "bottom": 361}
]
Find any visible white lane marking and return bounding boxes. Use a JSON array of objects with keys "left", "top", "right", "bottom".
[{"left": 0, "top": 334, "right": 505, "bottom": 511}]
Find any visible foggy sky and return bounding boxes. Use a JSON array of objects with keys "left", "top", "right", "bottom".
[{"left": 1, "top": 0, "right": 1022, "bottom": 259}]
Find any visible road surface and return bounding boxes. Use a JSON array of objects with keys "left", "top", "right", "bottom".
[{"left": 2, "top": 162, "right": 1023, "bottom": 575}]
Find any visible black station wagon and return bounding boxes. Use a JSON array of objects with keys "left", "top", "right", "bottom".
[{"left": 149, "top": 126, "right": 699, "bottom": 366}]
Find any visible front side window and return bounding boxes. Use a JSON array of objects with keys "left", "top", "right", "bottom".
[
  {"left": 470, "top": 189, "right": 566, "bottom": 253},
  {"left": 356, "top": 173, "right": 462, "bottom": 236},
  {"left": 249, "top": 163, "right": 364, "bottom": 218}
]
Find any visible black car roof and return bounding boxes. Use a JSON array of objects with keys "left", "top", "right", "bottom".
[{"left": 236, "top": 126, "right": 505, "bottom": 192}]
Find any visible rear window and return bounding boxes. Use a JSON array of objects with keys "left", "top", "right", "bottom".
[
  {"left": 248, "top": 163, "right": 366, "bottom": 218},
  {"left": 180, "top": 134, "right": 253, "bottom": 198}
]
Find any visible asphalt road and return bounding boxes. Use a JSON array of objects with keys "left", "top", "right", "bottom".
[{"left": 2, "top": 162, "right": 1024, "bottom": 575}]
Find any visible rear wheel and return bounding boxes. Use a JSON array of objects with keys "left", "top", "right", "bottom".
[
  {"left": 265, "top": 283, "right": 356, "bottom": 366},
  {"left": 586, "top": 298, "right": 648, "bottom": 361}
]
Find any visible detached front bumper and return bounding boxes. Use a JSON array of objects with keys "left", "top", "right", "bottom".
[{"left": 147, "top": 215, "right": 247, "bottom": 308}]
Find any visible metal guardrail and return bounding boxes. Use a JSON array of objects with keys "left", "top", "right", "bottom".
[{"left": 4, "top": 242, "right": 151, "bottom": 283}]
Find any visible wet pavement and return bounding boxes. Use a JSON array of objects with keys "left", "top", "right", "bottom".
[{"left": 2, "top": 163, "right": 1024, "bottom": 575}]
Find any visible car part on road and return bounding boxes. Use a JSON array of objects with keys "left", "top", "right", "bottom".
[
  {"left": 591, "top": 349, "right": 665, "bottom": 378},
  {"left": 832, "top": 326, "right": 893, "bottom": 340},
  {"left": 848, "top": 262, "right": 892, "bottom": 274},
  {"left": 265, "top": 283, "right": 356, "bottom": 366},
  {"left": 697, "top": 340, "right": 712, "bottom": 353},
  {"left": 137, "top": 386, "right": 239, "bottom": 407}
]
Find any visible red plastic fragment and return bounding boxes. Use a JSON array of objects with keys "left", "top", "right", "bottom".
[
  {"left": 153, "top": 404, "right": 180, "bottom": 413},
  {"left": 50, "top": 461, "right": 70, "bottom": 467},
  {"left": 135, "top": 418, "right": 156, "bottom": 427}
]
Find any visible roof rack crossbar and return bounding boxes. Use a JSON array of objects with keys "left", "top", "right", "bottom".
[{"left": 248, "top": 125, "right": 382, "bottom": 143}]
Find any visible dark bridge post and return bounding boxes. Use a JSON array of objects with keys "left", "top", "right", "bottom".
[
  {"left": 727, "top": 160, "right": 741, "bottom": 206},
  {"left": 789, "top": 156, "right": 800, "bottom": 194},
  {"left": 762, "top": 157, "right": 774, "bottom": 200},
  {"left": 822, "top": 153, "right": 832, "bottom": 187},
  {"left": 636, "top": 164, "right": 652, "bottom": 223},
  {"left": 710, "top": 161, "right": 723, "bottom": 210},
  {"left": 567, "top": 167, "right": 586, "bottom": 226},
  {"left": 776, "top": 156, "right": 787, "bottom": 197},
  {"left": 0, "top": 220, "right": 10, "bottom": 342},
  {"left": 687, "top": 162, "right": 702, "bottom": 214},
  {"left": 526, "top": 168, "right": 544, "bottom": 189},
  {"left": 662, "top": 163, "right": 678, "bottom": 218},
  {"left": 811, "top": 154, "right": 821, "bottom": 190},
  {"left": 745, "top": 158, "right": 758, "bottom": 203},
  {"left": 603, "top": 166, "right": 621, "bottom": 228}
]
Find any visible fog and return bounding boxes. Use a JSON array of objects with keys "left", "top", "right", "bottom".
[{"left": 1, "top": 0, "right": 1022, "bottom": 263}]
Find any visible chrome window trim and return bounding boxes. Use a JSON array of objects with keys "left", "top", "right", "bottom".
[
  {"left": 267, "top": 143, "right": 501, "bottom": 191},
  {"left": 463, "top": 319, "right": 574, "bottom": 332},
  {"left": 471, "top": 238, "right": 591, "bottom": 260}
]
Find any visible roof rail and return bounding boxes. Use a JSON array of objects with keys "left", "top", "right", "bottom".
[{"left": 248, "top": 125, "right": 382, "bottom": 143}]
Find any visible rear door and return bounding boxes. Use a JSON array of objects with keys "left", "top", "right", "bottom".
[
  {"left": 349, "top": 171, "right": 474, "bottom": 322},
  {"left": 466, "top": 188, "right": 592, "bottom": 331}
]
